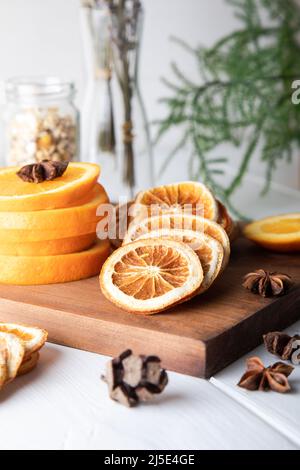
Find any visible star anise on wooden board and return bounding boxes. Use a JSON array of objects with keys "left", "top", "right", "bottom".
[
  {"left": 17, "top": 160, "right": 68, "bottom": 183},
  {"left": 238, "top": 356, "right": 294, "bottom": 393},
  {"left": 264, "top": 331, "right": 300, "bottom": 362},
  {"left": 243, "top": 269, "right": 293, "bottom": 297},
  {"left": 102, "top": 349, "right": 168, "bottom": 407}
]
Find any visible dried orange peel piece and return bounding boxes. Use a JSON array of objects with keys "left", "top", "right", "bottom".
[
  {"left": 0, "top": 323, "right": 48, "bottom": 358},
  {"left": 134, "top": 181, "right": 219, "bottom": 221},
  {"left": 0, "top": 239, "right": 110, "bottom": 285},
  {"left": 244, "top": 213, "right": 300, "bottom": 252},
  {"left": 133, "top": 229, "right": 223, "bottom": 293},
  {"left": 0, "top": 183, "right": 108, "bottom": 230},
  {"left": 123, "top": 213, "right": 230, "bottom": 270},
  {"left": 0, "top": 162, "right": 100, "bottom": 211},
  {"left": 100, "top": 238, "right": 203, "bottom": 314}
]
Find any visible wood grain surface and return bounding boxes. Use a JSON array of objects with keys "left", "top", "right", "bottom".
[{"left": 0, "top": 238, "right": 298, "bottom": 377}]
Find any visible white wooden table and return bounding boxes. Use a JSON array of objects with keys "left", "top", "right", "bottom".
[
  {"left": 0, "top": 324, "right": 299, "bottom": 451},
  {"left": 0, "top": 178, "right": 299, "bottom": 450}
]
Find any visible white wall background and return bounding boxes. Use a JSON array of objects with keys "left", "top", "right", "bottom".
[{"left": 0, "top": 0, "right": 299, "bottom": 191}]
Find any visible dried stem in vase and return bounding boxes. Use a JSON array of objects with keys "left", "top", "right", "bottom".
[{"left": 106, "top": 0, "right": 142, "bottom": 190}]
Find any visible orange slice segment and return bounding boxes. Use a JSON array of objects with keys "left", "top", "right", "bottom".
[
  {"left": 244, "top": 213, "right": 300, "bottom": 252},
  {"left": 0, "top": 233, "right": 96, "bottom": 256},
  {"left": 123, "top": 213, "right": 230, "bottom": 269},
  {"left": 0, "top": 239, "right": 110, "bottom": 285},
  {"left": 0, "top": 323, "right": 48, "bottom": 358},
  {"left": 0, "top": 162, "right": 100, "bottom": 211},
  {"left": 100, "top": 238, "right": 203, "bottom": 314},
  {"left": 0, "top": 183, "right": 108, "bottom": 230},
  {"left": 134, "top": 181, "right": 219, "bottom": 221},
  {"left": 135, "top": 230, "right": 223, "bottom": 293}
]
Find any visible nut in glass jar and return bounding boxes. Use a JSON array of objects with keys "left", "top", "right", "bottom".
[{"left": 4, "top": 77, "right": 79, "bottom": 166}]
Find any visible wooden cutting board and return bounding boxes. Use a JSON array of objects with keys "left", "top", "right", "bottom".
[{"left": 0, "top": 238, "right": 298, "bottom": 378}]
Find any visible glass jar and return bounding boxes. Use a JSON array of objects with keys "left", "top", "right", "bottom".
[
  {"left": 80, "top": 0, "right": 154, "bottom": 202},
  {"left": 3, "top": 77, "right": 79, "bottom": 166}
]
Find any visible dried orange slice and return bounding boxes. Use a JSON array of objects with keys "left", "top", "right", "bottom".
[
  {"left": 123, "top": 213, "right": 230, "bottom": 269},
  {"left": 244, "top": 213, "right": 300, "bottom": 252},
  {"left": 217, "top": 200, "right": 232, "bottom": 233},
  {"left": 0, "top": 183, "right": 108, "bottom": 230},
  {"left": 0, "top": 239, "right": 110, "bottom": 285},
  {"left": 0, "top": 341, "right": 8, "bottom": 388},
  {"left": 0, "top": 323, "right": 47, "bottom": 358},
  {"left": 110, "top": 200, "right": 134, "bottom": 249},
  {"left": 134, "top": 181, "right": 219, "bottom": 221},
  {"left": 18, "top": 352, "right": 40, "bottom": 376},
  {"left": 216, "top": 200, "right": 239, "bottom": 242},
  {"left": 134, "top": 230, "right": 223, "bottom": 293},
  {"left": 100, "top": 238, "right": 203, "bottom": 314},
  {"left": 0, "top": 233, "right": 96, "bottom": 256},
  {"left": 0, "top": 162, "right": 100, "bottom": 211},
  {"left": 0, "top": 332, "right": 24, "bottom": 383}
]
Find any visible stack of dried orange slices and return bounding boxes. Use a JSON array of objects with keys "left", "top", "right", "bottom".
[
  {"left": 100, "top": 182, "right": 234, "bottom": 314},
  {"left": 0, "top": 322, "right": 47, "bottom": 389},
  {"left": 0, "top": 162, "right": 111, "bottom": 285}
]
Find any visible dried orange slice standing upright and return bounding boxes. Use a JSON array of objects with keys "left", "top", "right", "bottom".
[
  {"left": 0, "top": 162, "right": 100, "bottom": 211},
  {"left": 100, "top": 238, "right": 203, "bottom": 314},
  {"left": 133, "top": 229, "right": 224, "bottom": 293},
  {"left": 134, "top": 181, "right": 219, "bottom": 221},
  {"left": 123, "top": 213, "right": 230, "bottom": 270}
]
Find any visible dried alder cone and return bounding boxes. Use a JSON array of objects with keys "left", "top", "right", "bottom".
[
  {"left": 243, "top": 269, "right": 293, "bottom": 297},
  {"left": 17, "top": 160, "right": 69, "bottom": 183},
  {"left": 238, "top": 356, "right": 294, "bottom": 393},
  {"left": 103, "top": 349, "right": 168, "bottom": 407},
  {"left": 264, "top": 331, "right": 300, "bottom": 362}
]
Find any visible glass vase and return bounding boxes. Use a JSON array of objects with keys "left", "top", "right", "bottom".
[{"left": 80, "top": 0, "right": 154, "bottom": 202}]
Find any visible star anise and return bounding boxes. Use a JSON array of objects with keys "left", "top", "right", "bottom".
[
  {"left": 238, "top": 356, "right": 294, "bottom": 393},
  {"left": 264, "top": 331, "right": 300, "bottom": 362},
  {"left": 243, "top": 269, "right": 293, "bottom": 297},
  {"left": 17, "top": 160, "right": 68, "bottom": 183}
]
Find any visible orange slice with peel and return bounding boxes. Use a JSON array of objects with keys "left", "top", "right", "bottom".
[
  {"left": 244, "top": 213, "right": 300, "bottom": 252},
  {"left": 100, "top": 238, "right": 203, "bottom": 314},
  {"left": 0, "top": 239, "right": 110, "bottom": 285},
  {"left": 133, "top": 229, "right": 223, "bottom": 293},
  {"left": 134, "top": 181, "right": 219, "bottom": 222},
  {"left": 0, "top": 233, "right": 96, "bottom": 256},
  {"left": 0, "top": 222, "right": 99, "bottom": 243},
  {"left": 0, "top": 162, "right": 100, "bottom": 211},
  {"left": 0, "top": 183, "right": 108, "bottom": 230},
  {"left": 0, "top": 323, "right": 48, "bottom": 358},
  {"left": 123, "top": 213, "right": 230, "bottom": 270}
]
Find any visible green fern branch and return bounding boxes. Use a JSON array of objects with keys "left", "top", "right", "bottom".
[{"left": 156, "top": 0, "right": 300, "bottom": 217}]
